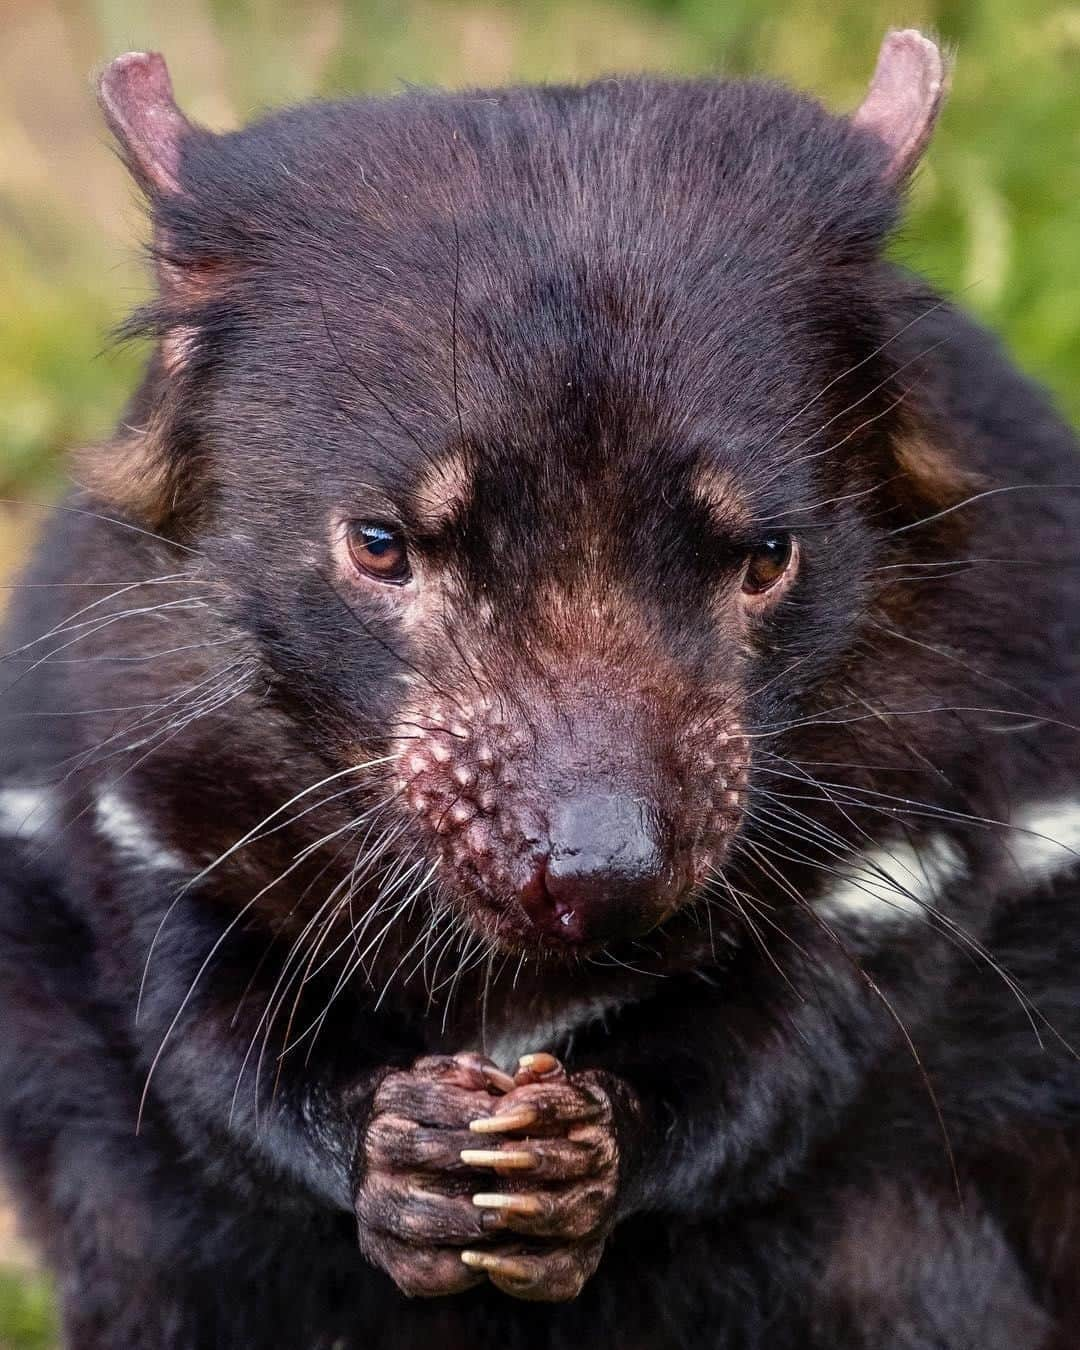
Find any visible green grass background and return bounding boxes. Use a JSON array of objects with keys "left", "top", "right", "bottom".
[{"left": 0, "top": 0, "right": 1077, "bottom": 1341}]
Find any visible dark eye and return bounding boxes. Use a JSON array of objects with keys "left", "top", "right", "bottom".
[
  {"left": 346, "top": 522, "right": 411, "bottom": 584},
  {"left": 742, "top": 534, "right": 794, "bottom": 595}
]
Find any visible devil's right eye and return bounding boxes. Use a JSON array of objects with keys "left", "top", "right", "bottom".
[
  {"left": 742, "top": 534, "right": 796, "bottom": 595},
  {"left": 346, "top": 523, "right": 411, "bottom": 584}
]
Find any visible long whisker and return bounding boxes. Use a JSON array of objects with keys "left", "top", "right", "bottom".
[{"left": 735, "top": 835, "right": 962, "bottom": 1202}]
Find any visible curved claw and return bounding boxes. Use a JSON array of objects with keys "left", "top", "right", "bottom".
[
  {"left": 461, "top": 1242, "right": 602, "bottom": 1302},
  {"left": 459, "top": 1147, "right": 538, "bottom": 1171},
  {"left": 481, "top": 1064, "right": 519, "bottom": 1094},
  {"left": 472, "top": 1192, "right": 543, "bottom": 1216},
  {"left": 460, "top": 1249, "right": 532, "bottom": 1280},
  {"left": 469, "top": 1106, "right": 539, "bottom": 1134}
]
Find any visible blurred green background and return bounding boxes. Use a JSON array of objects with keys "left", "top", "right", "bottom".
[{"left": 0, "top": 0, "right": 1078, "bottom": 1342}]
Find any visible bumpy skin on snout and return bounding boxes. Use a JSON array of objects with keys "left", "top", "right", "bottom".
[
  {"left": 393, "top": 676, "right": 748, "bottom": 949},
  {"left": 0, "top": 30, "right": 1079, "bottom": 1350}
]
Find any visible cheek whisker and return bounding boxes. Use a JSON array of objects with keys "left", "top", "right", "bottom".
[
  {"left": 232, "top": 881, "right": 357, "bottom": 1126},
  {"left": 585, "top": 950, "right": 665, "bottom": 979},
  {"left": 888, "top": 481, "right": 1080, "bottom": 539},
  {"left": 706, "top": 869, "right": 805, "bottom": 1001},
  {"left": 270, "top": 859, "right": 424, "bottom": 1105},
  {"left": 30, "top": 661, "right": 258, "bottom": 875},
  {"left": 0, "top": 496, "right": 203, "bottom": 554},
  {"left": 293, "top": 875, "right": 432, "bottom": 1057},
  {"left": 136, "top": 755, "right": 394, "bottom": 1022},
  {"left": 0, "top": 598, "right": 214, "bottom": 701},
  {"left": 15, "top": 635, "right": 242, "bottom": 666},
  {"left": 229, "top": 823, "right": 369, "bottom": 1036},
  {"left": 0, "top": 575, "right": 217, "bottom": 590},
  {"left": 742, "top": 836, "right": 965, "bottom": 1201},
  {"left": 425, "top": 905, "right": 467, "bottom": 1009},
  {"left": 399, "top": 896, "right": 452, "bottom": 993},
  {"left": 756, "top": 764, "right": 1080, "bottom": 856},
  {"left": 373, "top": 871, "right": 448, "bottom": 1012},
  {"left": 439, "top": 929, "right": 495, "bottom": 1035},
  {"left": 0, "top": 573, "right": 198, "bottom": 660},
  {"left": 745, "top": 704, "right": 1080, "bottom": 741},
  {"left": 247, "top": 832, "right": 418, "bottom": 1106},
  {"left": 746, "top": 298, "right": 949, "bottom": 463},
  {"left": 29, "top": 658, "right": 249, "bottom": 784}
]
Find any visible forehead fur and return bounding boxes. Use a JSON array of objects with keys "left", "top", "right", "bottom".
[
  {"left": 164, "top": 77, "right": 897, "bottom": 254},
  {"left": 147, "top": 78, "right": 899, "bottom": 392},
  {"left": 122, "top": 71, "right": 913, "bottom": 556},
  {"left": 690, "top": 463, "right": 748, "bottom": 532}
]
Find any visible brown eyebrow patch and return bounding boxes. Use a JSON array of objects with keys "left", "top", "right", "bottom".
[
  {"left": 689, "top": 463, "right": 749, "bottom": 531},
  {"left": 411, "top": 449, "right": 473, "bottom": 533}
]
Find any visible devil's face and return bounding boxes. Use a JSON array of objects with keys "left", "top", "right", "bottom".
[{"left": 103, "top": 76, "right": 935, "bottom": 956}]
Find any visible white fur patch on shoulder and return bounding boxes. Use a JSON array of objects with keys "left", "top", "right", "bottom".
[
  {"left": 1006, "top": 800, "right": 1080, "bottom": 885},
  {"left": 0, "top": 786, "right": 57, "bottom": 841},
  {"left": 814, "top": 835, "right": 964, "bottom": 927},
  {"left": 95, "top": 791, "right": 188, "bottom": 873}
]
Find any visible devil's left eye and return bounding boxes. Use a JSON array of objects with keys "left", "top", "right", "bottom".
[
  {"left": 346, "top": 523, "right": 411, "bottom": 584},
  {"left": 742, "top": 534, "right": 795, "bottom": 594}
]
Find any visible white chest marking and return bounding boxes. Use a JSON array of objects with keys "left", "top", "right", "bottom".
[
  {"left": 814, "top": 835, "right": 964, "bottom": 927},
  {"left": 813, "top": 798, "right": 1080, "bottom": 928},
  {"left": 1005, "top": 800, "right": 1080, "bottom": 884},
  {"left": 95, "top": 791, "right": 189, "bottom": 873},
  {"left": 0, "top": 786, "right": 57, "bottom": 842}
]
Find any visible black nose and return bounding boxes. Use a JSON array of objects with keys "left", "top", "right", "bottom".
[{"left": 518, "top": 793, "right": 675, "bottom": 943}]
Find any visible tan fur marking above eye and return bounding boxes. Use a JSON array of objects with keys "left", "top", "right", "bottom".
[
  {"left": 689, "top": 464, "right": 748, "bottom": 530},
  {"left": 412, "top": 449, "right": 472, "bottom": 532}
]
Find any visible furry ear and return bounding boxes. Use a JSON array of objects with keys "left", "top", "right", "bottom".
[
  {"left": 74, "top": 354, "right": 194, "bottom": 533},
  {"left": 98, "top": 52, "right": 192, "bottom": 197},
  {"left": 887, "top": 428, "right": 984, "bottom": 550},
  {"left": 98, "top": 51, "right": 219, "bottom": 317},
  {"left": 75, "top": 416, "right": 180, "bottom": 532},
  {"left": 894, "top": 432, "right": 980, "bottom": 507},
  {"left": 852, "top": 30, "right": 948, "bottom": 183},
  {"left": 91, "top": 55, "right": 214, "bottom": 531}
]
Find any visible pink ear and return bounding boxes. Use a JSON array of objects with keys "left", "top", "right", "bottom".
[
  {"left": 852, "top": 30, "right": 948, "bottom": 183},
  {"left": 98, "top": 51, "right": 191, "bottom": 195}
]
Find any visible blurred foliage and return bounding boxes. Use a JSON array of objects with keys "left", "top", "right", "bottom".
[
  {"left": 0, "top": 1267, "right": 58, "bottom": 1349},
  {"left": 0, "top": 0, "right": 1078, "bottom": 512},
  {"left": 0, "top": 0, "right": 1078, "bottom": 1339}
]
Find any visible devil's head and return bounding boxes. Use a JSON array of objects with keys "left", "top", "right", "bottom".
[{"left": 91, "top": 36, "right": 965, "bottom": 958}]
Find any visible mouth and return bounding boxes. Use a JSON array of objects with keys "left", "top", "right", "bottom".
[{"left": 457, "top": 878, "right": 693, "bottom": 960}]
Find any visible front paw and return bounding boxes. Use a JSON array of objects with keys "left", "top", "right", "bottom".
[
  {"left": 353, "top": 1052, "right": 515, "bottom": 1297},
  {"left": 458, "top": 1054, "right": 629, "bottom": 1301}
]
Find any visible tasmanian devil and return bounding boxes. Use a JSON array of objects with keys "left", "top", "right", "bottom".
[{"left": 1, "top": 27, "right": 1078, "bottom": 1349}]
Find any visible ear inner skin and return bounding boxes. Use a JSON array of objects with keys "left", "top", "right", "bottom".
[
  {"left": 852, "top": 29, "right": 948, "bottom": 182},
  {"left": 2, "top": 27, "right": 1079, "bottom": 1349},
  {"left": 97, "top": 51, "right": 193, "bottom": 196}
]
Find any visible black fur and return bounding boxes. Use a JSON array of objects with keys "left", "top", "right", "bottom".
[{"left": 2, "top": 63, "right": 1079, "bottom": 1347}]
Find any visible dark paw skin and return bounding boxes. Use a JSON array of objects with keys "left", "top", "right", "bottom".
[
  {"left": 459, "top": 1053, "right": 623, "bottom": 1301},
  {"left": 353, "top": 1053, "right": 508, "bottom": 1297},
  {"left": 353, "top": 1051, "right": 635, "bottom": 1302}
]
